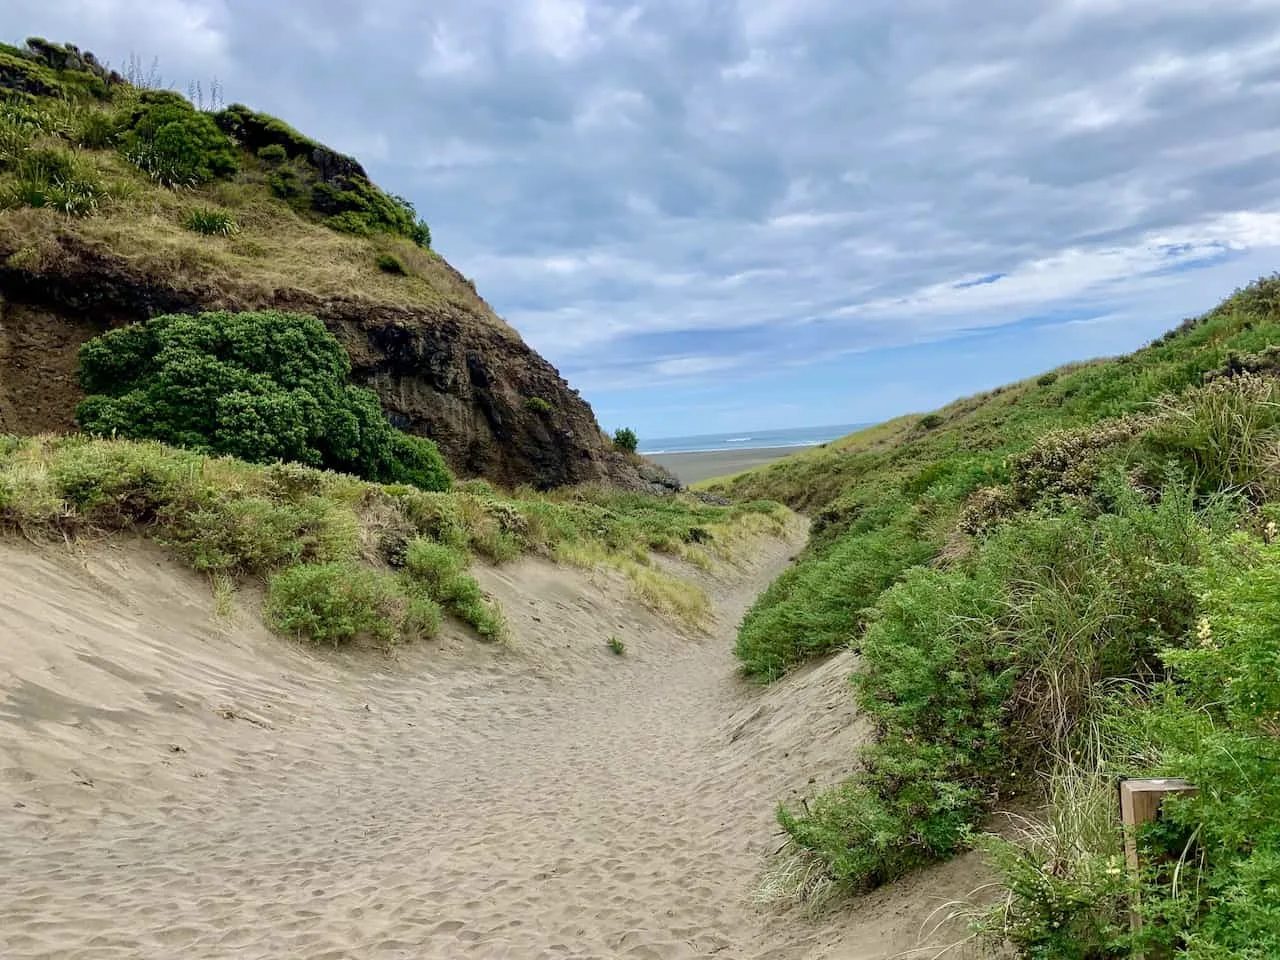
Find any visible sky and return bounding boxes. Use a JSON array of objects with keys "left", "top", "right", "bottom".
[{"left": 6, "top": 1, "right": 1280, "bottom": 438}]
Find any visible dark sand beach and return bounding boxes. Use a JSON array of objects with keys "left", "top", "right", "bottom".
[{"left": 648, "top": 446, "right": 804, "bottom": 485}]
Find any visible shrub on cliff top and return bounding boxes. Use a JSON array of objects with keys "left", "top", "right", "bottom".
[
  {"left": 119, "top": 90, "right": 239, "bottom": 186},
  {"left": 75, "top": 310, "right": 452, "bottom": 491},
  {"left": 613, "top": 427, "right": 639, "bottom": 453}
]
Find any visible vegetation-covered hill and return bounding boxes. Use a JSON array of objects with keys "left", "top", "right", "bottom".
[
  {"left": 703, "top": 278, "right": 1280, "bottom": 958},
  {"left": 0, "top": 38, "right": 647, "bottom": 490}
]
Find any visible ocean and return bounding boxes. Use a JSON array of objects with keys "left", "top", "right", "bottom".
[{"left": 638, "top": 423, "right": 868, "bottom": 455}]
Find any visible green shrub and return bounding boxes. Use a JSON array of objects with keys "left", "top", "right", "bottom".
[
  {"left": 525, "top": 396, "right": 553, "bottom": 415},
  {"left": 918, "top": 412, "right": 944, "bottom": 430},
  {"left": 163, "top": 494, "right": 357, "bottom": 574},
  {"left": 313, "top": 180, "right": 431, "bottom": 247},
  {"left": 266, "top": 561, "right": 403, "bottom": 644},
  {"left": 256, "top": 143, "right": 287, "bottom": 164},
  {"left": 395, "top": 490, "right": 470, "bottom": 549},
  {"left": 613, "top": 427, "right": 639, "bottom": 453},
  {"left": 375, "top": 252, "right": 406, "bottom": 275},
  {"left": 1127, "top": 538, "right": 1280, "bottom": 957},
  {"left": 736, "top": 513, "right": 936, "bottom": 679},
  {"left": 47, "top": 437, "right": 188, "bottom": 524},
  {"left": 403, "top": 538, "right": 465, "bottom": 592},
  {"left": 325, "top": 210, "right": 372, "bottom": 236},
  {"left": 215, "top": 104, "right": 322, "bottom": 161},
  {"left": 607, "top": 636, "right": 625, "bottom": 655},
  {"left": 400, "top": 591, "right": 443, "bottom": 641},
  {"left": 75, "top": 310, "right": 453, "bottom": 492},
  {"left": 184, "top": 206, "right": 239, "bottom": 236},
  {"left": 0, "top": 50, "right": 65, "bottom": 98},
  {"left": 401, "top": 537, "right": 505, "bottom": 638},
  {"left": 214, "top": 106, "right": 430, "bottom": 243},
  {"left": 73, "top": 107, "right": 118, "bottom": 148},
  {"left": 267, "top": 163, "right": 306, "bottom": 202},
  {"left": 386, "top": 433, "right": 452, "bottom": 493},
  {"left": 119, "top": 91, "right": 239, "bottom": 187}
]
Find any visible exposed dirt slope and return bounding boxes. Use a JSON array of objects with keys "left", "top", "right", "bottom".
[{"left": 0, "top": 534, "right": 985, "bottom": 959}]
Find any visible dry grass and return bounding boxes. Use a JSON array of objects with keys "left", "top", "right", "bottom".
[
  {"left": 0, "top": 151, "right": 507, "bottom": 329},
  {"left": 552, "top": 539, "right": 713, "bottom": 630},
  {"left": 753, "top": 847, "right": 840, "bottom": 916}
]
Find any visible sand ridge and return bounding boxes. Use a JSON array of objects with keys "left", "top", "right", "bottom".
[{"left": 0, "top": 534, "right": 982, "bottom": 959}]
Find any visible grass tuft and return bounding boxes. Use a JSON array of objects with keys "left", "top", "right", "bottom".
[{"left": 184, "top": 205, "right": 239, "bottom": 236}]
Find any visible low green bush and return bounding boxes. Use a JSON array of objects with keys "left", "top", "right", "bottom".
[
  {"left": 256, "top": 143, "right": 287, "bottom": 164},
  {"left": 401, "top": 592, "right": 443, "bottom": 640},
  {"left": 164, "top": 494, "right": 358, "bottom": 574},
  {"left": 525, "top": 396, "right": 553, "bottom": 415},
  {"left": 402, "top": 537, "right": 505, "bottom": 638},
  {"left": 266, "top": 561, "right": 403, "bottom": 644},
  {"left": 736, "top": 512, "right": 936, "bottom": 679},
  {"left": 403, "top": 538, "right": 465, "bottom": 591},
  {"left": 375, "top": 252, "right": 406, "bottom": 275}
]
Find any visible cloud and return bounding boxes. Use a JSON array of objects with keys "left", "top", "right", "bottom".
[{"left": 4, "top": 0, "right": 1280, "bottom": 433}]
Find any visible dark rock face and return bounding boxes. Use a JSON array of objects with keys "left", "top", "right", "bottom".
[{"left": 0, "top": 239, "right": 668, "bottom": 492}]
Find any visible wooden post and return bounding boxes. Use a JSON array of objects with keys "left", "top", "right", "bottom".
[{"left": 1118, "top": 777, "right": 1197, "bottom": 960}]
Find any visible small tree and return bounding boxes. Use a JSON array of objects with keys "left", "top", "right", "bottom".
[
  {"left": 76, "top": 310, "right": 452, "bottom": 491},
  {"left": 613, "top": 427, "right": 639, "bottom": 453}
]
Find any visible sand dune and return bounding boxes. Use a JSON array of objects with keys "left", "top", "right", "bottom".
[{"left": 0, "top": 535, "right": 984, "bottom": 959}]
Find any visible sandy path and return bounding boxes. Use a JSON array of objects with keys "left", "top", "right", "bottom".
[{"left": 0, "top": 535, "right": 980, "bottom": 959}]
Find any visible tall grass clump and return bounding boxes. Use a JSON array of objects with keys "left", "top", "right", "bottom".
[
  {"left": 1, "top": 145, "right": 108, "bottom": 216},
  {"left": 968, "top": 765, "right": 1133, "bottom": 958},
  {"left": 184, "top": 205, "right": 239, "bottom": 236}
]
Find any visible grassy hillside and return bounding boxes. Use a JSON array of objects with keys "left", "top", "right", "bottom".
[
  {"left": 0, "top": 434, "right": 788, "bottom": 643},
  {"left": 0, "top": 41, "right": 475, "bottom": 313},
  {"left": 706, "top": 277, "right": 1280, "bottom": 958}
]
